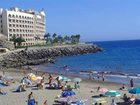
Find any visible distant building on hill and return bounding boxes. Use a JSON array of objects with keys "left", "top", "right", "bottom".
[{"left": 0, "top": 7, "right": 46, "bottom": 46}]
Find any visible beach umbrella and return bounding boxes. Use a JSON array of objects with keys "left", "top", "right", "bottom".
[
  {"left": 62, "top": 90, "right": 76, "bottom": 97},
  {"left": 73, "top": 78, "right": 82, "bottom": 83},
  {"left": 129, "top": 88, "right": 140, "bottom": 94},
  {"left": 98, "top": 88, "right": 108, "bottom": 93},
  {"left": 105, "top": 90, "right": 121, "bottom": 97}
]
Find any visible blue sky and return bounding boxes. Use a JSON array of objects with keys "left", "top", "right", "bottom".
[{"left": 1, "top": 0, "right": 140, "bottom": 41}]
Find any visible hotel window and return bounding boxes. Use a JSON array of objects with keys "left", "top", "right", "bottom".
[
  {"left": 16, "top": 15, "right": 18, "bottom": 18},
  {"left": 13, "top": 24, "right": 15, "bottom": 27},
  {"left": 13, "top": 29, "right": 15, "bottom": 32},
  {"left": 9, "top": 24, "right": 12, "bottom": 27},
  {"left": 9, "top": 29, "right": 12, "bottom": 32},
  {"left": 19, "top": 15, "right": 21, "bottom": 18},
  {"left": 12, "top": 15, "right": 15, "bottom": 18},
  {"left": 9, "top": 34, "right": 12, "bottom": 36},
  {"left": 9, "top": 14, "right": 11, "bottom": 17},
  {"left": 9, "top": 19, "right": 11, "bottom": 22},
  {"left": 13, "top": 20, "right": 15, "bottom": 22},
  {"left": 16, "top": 20, "right": 18, "bottom": 23}
]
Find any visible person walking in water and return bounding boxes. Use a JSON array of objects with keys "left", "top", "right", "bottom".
[{"left": 130, "top": 78, "right": 134, "bottom": 88}]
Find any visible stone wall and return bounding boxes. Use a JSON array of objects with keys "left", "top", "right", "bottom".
[{"left": 0, "top": 44, "right": 103, "bottom": 68}]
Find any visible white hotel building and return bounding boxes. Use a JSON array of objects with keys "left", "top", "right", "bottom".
[{"left": 0, "top": 7, "right": 46, "bottom": 46}]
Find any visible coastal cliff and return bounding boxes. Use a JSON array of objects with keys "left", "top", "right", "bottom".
[{"left": 0, "top": 44, "right": 102, "bottom": 68}]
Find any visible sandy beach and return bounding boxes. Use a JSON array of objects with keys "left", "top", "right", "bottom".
[{"left": 0, "top": 68, "right": 139, "bottom": 105}]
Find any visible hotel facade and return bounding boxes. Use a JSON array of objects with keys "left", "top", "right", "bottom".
[{"left": 0, "top": 7, "right": 46, "bottom": 46}]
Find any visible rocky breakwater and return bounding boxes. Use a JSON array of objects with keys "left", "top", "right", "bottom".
[{"left": 0, "top": 44, "right": 103, "bottom": 68}]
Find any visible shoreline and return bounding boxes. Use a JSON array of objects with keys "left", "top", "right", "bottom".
[{"left": 2, "top": 67, "right": 140, "bottom": 87}]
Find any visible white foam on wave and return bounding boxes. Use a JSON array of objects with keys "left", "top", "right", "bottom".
[{"left": 106, "top": 74, "right": 140, "bottom": 79}]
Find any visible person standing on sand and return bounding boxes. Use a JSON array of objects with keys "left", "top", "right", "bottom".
[
  {"left": 28, "top": 92, "right": 37, "bottom": 105},
  {"left": 130, "top": 78, "right": 134, "bottom": 88},
  {"left": 48, "top": 74, "right": 53, "bottom": 86},
  {"left": 97, "top": 73, "right": 100, "bottom": 81},
  {"left": 101, "top": 72, "right": 105, "bottom": 81}
]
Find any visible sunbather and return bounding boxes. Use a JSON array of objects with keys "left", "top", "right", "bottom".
[
  {"left": 16, "top": 85, "right": 26, "bottom": 92},
  {"left": 120, "top": 84, "right": 127, "bottom": 90}
]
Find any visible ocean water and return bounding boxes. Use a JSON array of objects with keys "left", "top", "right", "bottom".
[{"left": 38, "top": 40, "right": 140, "bottom": 84}]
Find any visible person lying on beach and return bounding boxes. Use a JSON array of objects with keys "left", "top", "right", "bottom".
[
  {"left": 120, "top": 84, "right": 127, "bottom": 90},
  {"left": 15, "top": 84, "right": 26, "bottom": 92}
]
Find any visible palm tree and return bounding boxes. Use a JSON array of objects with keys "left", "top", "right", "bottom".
[
  {"left": 44, "top": 33, "right": 51, "bottom": 44},
  {"left": 44, "top": 33, "right": 51, "bottom": 39},
  {"left": 75, "top": 34, "right": 80, "bottom": 43},
  {"left": 64, "top": 36, "right": 71, "bottom": 43},
  {"left": 71, "top": 35, "right": 76, "bottom": 44},
  {"left": 57, "top": 35, "right": 64, "bottom": 44},
  {"left": 15, "top": 37, "right": 25, "bottom": 46},
  {"left": 52, "top": 33, "right": 57, "bottom": 39}
]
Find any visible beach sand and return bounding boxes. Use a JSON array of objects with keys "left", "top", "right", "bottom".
[{"left": 0, "top": 68, "right": 139, "bottom": 105}]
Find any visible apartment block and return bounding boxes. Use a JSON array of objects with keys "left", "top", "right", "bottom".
[{"left": 0, "top": 7, "right": 46, "bottom": 46}]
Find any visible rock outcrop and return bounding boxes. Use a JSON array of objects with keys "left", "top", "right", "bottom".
[
  {"left": 0, "top": 33, "right": 15, "bottom": 50},
  {"left": 0, "top": 44, "right": 103, "bottom": 68}
]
